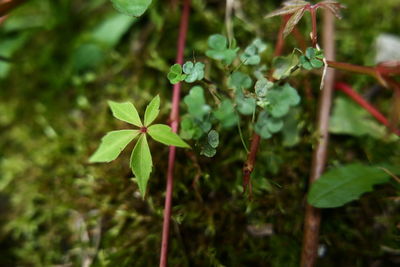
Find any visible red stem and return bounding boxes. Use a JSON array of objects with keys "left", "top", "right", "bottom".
[
  {"left": 243, "top": 16, "right": 288, "bottom": 194},
  {"left": 335, "top": 82, "right": 400, "bottom": 136},
  {"left": 310, "top": 7, "right": 318, "bottom": 47},
  {"left": 159, "top": 0, "right": 190, "bottom": 266}
]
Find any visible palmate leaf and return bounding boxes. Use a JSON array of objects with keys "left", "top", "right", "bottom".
[
  {"left": 111, "top": 0, "right": 152, "bottom": 17},
  {"left": 308, "top": 164, "right": 394, "bottom": 208},
  {"left": 89, "top": 130, "right": 140, "bottom": 163},
  {"left": 148, "top": 124, "right": 190, "bottom": 148},
  {"left": 144, "top": 95, "right": 160, "bottom": 126},
  {"left": 108, "top": 101, "right": 142, "bottom": 126},
  {"left": 130, "top": 134, "right": 152, "bottom": 197}
]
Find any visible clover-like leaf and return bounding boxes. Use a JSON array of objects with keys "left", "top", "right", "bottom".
[
  {"left": 228, "top": 71, "right": 253, "bottom": 91},
  {"left": 213, "top": 99, "right": 238, "bottom": 128},
  {"left": 183, "top": 61, "right": 205, "bottom": 83},
  {"left": 240, "top": 38, "right": 267, "bottom": 65},
  {"left": 183, "top": 86, "right": 211, "bottom": 121},
  {"left": 236, "top": 92, "right": 256, "bottom": 115},
  {"left": 90, "top": 130, "right": 140, "bottom": 163},
  {"left": 255, "top": 78, "right": 274, "bottom": 98},
  {"left": 148, "top": 124, "right": 190, "bottom": 148},
  {"left": 167, "top": 64, "right": 187, "bottom": 84},
  {"left": 207, "top": 130, "right": 219, "bottom": 148},
  {"left": 206, "top": 34, "right": 239, "bottom": 65},
  {"left": 130, "top": 134, "right": 152, "bottom": 197},
  {"left": 108, "top": 101, "right": 142, "bottom": 126},
  {"left": 255, "top": 111, "right": 272, "bottom": 139},
  {"left": 300, "top": 47, "right": 324, "bottom": 70},
  {"left": 267, "top": 83, "right": 300, "bottom": 118},
  {"left": 144, "top": 95, "right": 160, "bottom": 126},
  {"left": 180, "top": 117, "right": 204, "bottom": 140},
  {"left": 111, "top": 0, "right": 152, "bottom": 17}
]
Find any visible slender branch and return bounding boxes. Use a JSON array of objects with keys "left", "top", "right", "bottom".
[
  {"left": 335, "top": 82, "right": 400, "bottom": 136},
  {"left": 310, "top": 8, "right": 318, "bottom": 47},
  {"left": 301, "top": 10, "right": 336, "bottom": 267},
  {"left": 326, "top": 60, "right": 377, "bottom": 77},
  {"left": 159, "top": 0, "right": 191, "bottom": 266},
  {"left": 242, "top": 16, "right": 288, "bottom": 194}
]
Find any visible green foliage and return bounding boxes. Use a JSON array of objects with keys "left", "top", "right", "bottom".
[
  {"left": 167, "top": 64, "right": 187, "bottom": 84},
  {"left": 111, "top": 0, "right": 152, "bottom": 17},
  {"left": 206, "top": 34, "right": 239, "bottom": 65},
  {"left": 308, "top": 164, "right": 397, "bottom": 208},
  {"left": 89, "top": 130, "right": 140, "bottom": 162},
  {"left": 272, "top": 54, "right": 299, "bottom": 80},
  {"left": 299, "top": 47, "right": 324, "bottom": 70},
  {"left": 213, "top": 99, "right": 238, "bottom": 128},
  {"left": 329, "top": 97, "right": 390, "bottom": 138},
  {"left": 183, "top": 86, "right": 211, "bottom": 121},
  {"left": 240, "top": 38, "right": 267, "bottom": 65},
  {"left": 182, "top": 61, "right": 205, "bottom": 83},
  {"left": 228, "top": 71, "right": 253, "bottom": 91},
  {"left": 130, "top": 134, "right": 152, "bottom": 195},
  {"left": 90, "top": 96, "right": 189, "bottom": 197}
]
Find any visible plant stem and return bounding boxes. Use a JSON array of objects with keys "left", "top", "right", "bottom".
[
  {"left": 326, "top": 60, "right": 377, "bottom": 77},
  {"left": 335, "top": 82, "right": 400, "bottom": 136},
  {"left": 310, "top": 8, "right": 318, "bottom": 47},
  {"left": 301, "top": 10, "right": 336, "bottom": 267},
  {"left": 242, "top": 16, "right": 287, "bottom": 194},
  {"left": 159, "top": 0, "right": 190, "bottom": 266}
]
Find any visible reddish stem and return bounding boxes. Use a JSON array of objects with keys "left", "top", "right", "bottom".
[
  {"left": 335, "top": 82, "right": 400, "bottom": 136},
  {"left": 243, "top": 16, "right": 288, "bottom": 194},
  {"left": 301, "top": 10, "right": 336, "bottom": 267},
  {"left": 159, "top": 0, "right": 190, "bottom": 266},
  {"left": 310, "top": 7, "right": 318, "bottom": 47}
]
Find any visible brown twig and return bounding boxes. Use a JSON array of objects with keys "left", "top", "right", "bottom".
[
  {"left": 300, "top": 10, "right": 336, "bottom": 267},
  {"left": 159, "top": 0, "right": 191, "bottom": 266}
]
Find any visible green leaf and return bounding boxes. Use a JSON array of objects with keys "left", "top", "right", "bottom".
[
  {"left": 207, "top": 130, "right": 219, "bottom": 148},
  {"left": 213, "top": 99, "right": 238, "bottom": 128},
  {"left": 272, "top": 54, "right": 299, "bottom": 80},
  {"left": 89, "top": 130, "right": 139, "bottom": 162},
  {"left": 267, "top": 83, "right": 300, "bottom": 118},
  {"left": 183, "top": 61, "right": 205, "bottom": 83},
  {"left": 111, "top": 0, "right": 152, "bottom": 17},
  {"left": 148, "top": 124, "right": 190, "bottom": 148},
  {"left": 144, "top": 95, "right": 160, "bottom": 126},
  {"left": 183, "top": 86, "right": 211, "bottom": 121},
  {"left": 329, "top": 97, "right": 388, "bottom": 138},
  {"left": 240, "top": 38, "right": 267, "bottom": 65},
  {"left": 180, "top": 117, "right": 204, "bottom": 140},
  {"left": 228, "top": 71, "right": 253, "bottom": 91},
  {"left": 255, "top": 78, "right": 274, "bottom": 98},
  {"left": 208, "top": 34, "right": 227, "bottom": 50},
  {"left": 108, "top": 101, "right": 142, "bottom": 126},
  {"left": 130, "top": 134, "right": 152, "bottom": 197},
  {"left": 255, "top": 111, "right": 272, "bottom": 139},
  {"left": 167, "top": 64, "right": 187, "bottom": 84},
  {"left": 200, "top": 141, "right": 217, "bottom": 157},
  {"left": 236, "top": 92, "right": 256, "bottom": 115},
  {"left": 267, "top": 118, "right": 283, "bottom": 133},
  {"left": 308, "top": 164, "right": 392, "bottom": 208},
  {"left": 206, "top": 34, "right": 239, "bottom": 65}
]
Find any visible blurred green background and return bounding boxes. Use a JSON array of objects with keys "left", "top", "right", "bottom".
[{"left": 0, "top": 0, "right": 399, "bottom": 266}]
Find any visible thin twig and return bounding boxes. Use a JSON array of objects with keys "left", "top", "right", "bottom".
[
  {"left": 335, "top": 82, "right": 400, "bottom": 136},
  {"left": 159, "top": 0, "right": 191, "bottom": 266}
]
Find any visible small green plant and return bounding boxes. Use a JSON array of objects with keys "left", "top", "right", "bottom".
[{"left": 89, "top": 95, "right": 190, "bottom": 197}]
